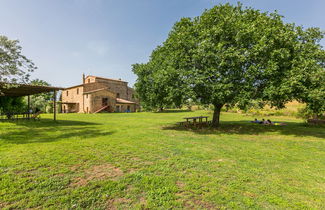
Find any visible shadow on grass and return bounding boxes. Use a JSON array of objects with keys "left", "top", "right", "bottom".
[
  {"left": 162, "top": 120, "right": 325, "bottom": 139},
  {"left": 0, "top": 119, "right": 115, "bottom": 144},
  {"left": 1, "top": 118, "right": 102, "bottom": 128}
]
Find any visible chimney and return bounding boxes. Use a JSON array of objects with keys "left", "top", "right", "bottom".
[{"left": 82, "top": 73, "right": 85, "bottom": 84}]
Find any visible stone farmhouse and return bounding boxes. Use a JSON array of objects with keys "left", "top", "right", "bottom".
[{"left": 61, "top": 75, "right": 139, "bottom": 113}]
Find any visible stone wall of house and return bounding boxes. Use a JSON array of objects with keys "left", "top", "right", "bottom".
[
  {"left": 126, "top": 87, "right": 140, "bottom": 108},
  {"left": 90, "top": 90, "right": 116, "bottom": 113},
  {"left": 116, "top": 104, "right": 136, "bottom": 112},
  {"left": 83, "top": 82, "right": 107, "bottom": 93},
  {"left": 95, "top": 79, "right": 129, "bottom": 99},
  {"left": 83, "top": 93, "right": 91, "bottom": 113},
  {"left": 126, "top": 87, "right": 135, "bottom": 101},
  {"left": 85, "top": 76, "right": 96, "bottom": 84},
  {"left": 61, "top": 86, "right": 84, "bottom": 113},
  {"left": 84, "top": 79, "right": 130, "bottom": 100}
]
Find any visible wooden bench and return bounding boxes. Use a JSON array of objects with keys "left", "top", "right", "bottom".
[
  {"left": 177, "top": 120, "right": 213, "bottom": 128},
  {"left": 177, "top": 121, "right": 188, "bottom": 126}
]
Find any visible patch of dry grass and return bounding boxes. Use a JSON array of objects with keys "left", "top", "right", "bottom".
[{"left": 71, "top": 163, "right": 123, "bottom": 186}]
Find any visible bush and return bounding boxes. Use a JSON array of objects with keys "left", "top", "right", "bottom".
[
  {"left": 297, "top": 107, "right": 325, "bottom": 120},
  {"left": 0, "top": 96, "right": 27, "bottom": 114}
]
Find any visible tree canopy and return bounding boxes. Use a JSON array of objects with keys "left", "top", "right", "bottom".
[
  {"left": 133, "top": 3, "right": 325, "bottom": 126},
  {"left": 0, "top": 35, "right": 36, "bottom": 85}
]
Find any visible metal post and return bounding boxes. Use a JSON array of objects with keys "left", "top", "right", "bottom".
[
  {"left": 53, "top": 90, "right": 57, "bottom": 121},
  {"left": 28, "top": 95, "right": 30, "bottom": 120}
]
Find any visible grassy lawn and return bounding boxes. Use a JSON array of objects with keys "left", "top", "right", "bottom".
[{"left": 0, "top": 111, "right": 324, "bottom": 209}]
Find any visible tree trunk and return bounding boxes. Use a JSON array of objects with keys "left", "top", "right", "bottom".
[{"left": 212, "top": 104, "right": 223, "bottom": 127}]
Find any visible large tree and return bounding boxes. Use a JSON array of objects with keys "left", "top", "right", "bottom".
[
  {"left": 133, "top": 3, "right": 324, "bottom": 126},
  {"left": 0, "top": 35, "right": 36, "bottom": 85}
]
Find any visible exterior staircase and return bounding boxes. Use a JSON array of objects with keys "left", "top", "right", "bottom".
[{"left": 93, "top": 105, "right": 109, "bottom": 113}]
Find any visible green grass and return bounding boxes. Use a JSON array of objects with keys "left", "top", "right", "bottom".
[{"left": 0, "top": 111, "right": 324, "bottom": 209}]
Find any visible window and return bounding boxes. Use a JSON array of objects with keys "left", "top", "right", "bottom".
[
  {"left": 86, "top": 94, "right": 88, "bottom": 99},
  {"left": 88, "top": 79, "right": 90, "bottom": 83},
  {"left": 86, "top": 107, "right": 89, "bottom": 113},
  {"left": 66, "top": 91, "right": 69, "bottom": 96},
  {"left": 116, "top": 93, "right": 120, "bottom": 98},
  {"left": 77, "top": 88, "right": 79, "bottom": 95},
  {"left": 132, "top": 94, "right": 134, "bottom": 99}
]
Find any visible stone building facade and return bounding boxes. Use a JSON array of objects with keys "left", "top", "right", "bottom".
[{"left": 61, "top": 75, "right": 139, "bottom": 113}]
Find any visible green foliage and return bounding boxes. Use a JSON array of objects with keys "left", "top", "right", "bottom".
[
  {"left": 297, "top": 107, "right": 325, "bottom": 120},
  {"left": 29, "top": 79, "right": 53, "bottom": 113},
  {"left": 284, "top": 26, "right": 325, "bottom": 118},
  {"left": 298, "top": 70, "right": 325, "bottom": 118},
  {"left": 133, "top": 3, "right": 325, "bottom": 126},
  {"left": 0, "top": 96, "right": 27, "bottom": 114},
  {"left": 0, "top": 35, "right": 36, "bottom": 84},
  {"left": 132, "top": 47, "right": 189, "bottom": 111}
]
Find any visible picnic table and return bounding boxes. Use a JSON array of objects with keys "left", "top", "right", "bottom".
[{"left": 178, "top": 116, "right": 210, "bottom": 127}]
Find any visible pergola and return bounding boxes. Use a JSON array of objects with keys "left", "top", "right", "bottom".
[{"left": 0, "top": 83, "right": 63, "bottom": 121}]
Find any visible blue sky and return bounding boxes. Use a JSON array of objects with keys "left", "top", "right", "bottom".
[{"left": 1, "top": 0, "right": 324, "bottom": 87}]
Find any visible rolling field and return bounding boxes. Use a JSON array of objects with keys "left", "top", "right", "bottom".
[{"left": 0, "top": 111, "right": 324, "bottom": 209}]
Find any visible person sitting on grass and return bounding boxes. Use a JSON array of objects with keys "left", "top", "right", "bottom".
[
  {"left": 251, "top": 118, "right": 261, "bottom": 123},
  {"left": 265, "top": 119, "right": 274, "bottom": 125},
  {"left": 252, "top": 118, "right": 286, "bottom": 126}
]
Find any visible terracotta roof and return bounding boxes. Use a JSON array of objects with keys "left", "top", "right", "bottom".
[
  {"left": 64, "top": 84, "right": 83, "bottom": 90},
  {"left": 59, "top": 102, "right": 78, "bottom": 104},
  {"left": 86, "top": 75, "right": 128, "bottom": 83},
  {"left": 64, "top": 75, "right": 129, "bottom": 90},
  {"left": 116, "top": 98, "right": 136, "bottom": 104}
]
